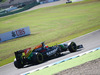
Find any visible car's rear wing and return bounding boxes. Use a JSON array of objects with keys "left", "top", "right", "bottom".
[
  {"left": 14, "top": 48, "right": 32, "bottom": 61},
  {"left": 14, "top": 50, "right": 24, "bottom": 61}
]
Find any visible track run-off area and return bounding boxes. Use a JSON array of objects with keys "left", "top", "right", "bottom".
[{"left": 0, "top": 29, "right": 100, "bottom": 75}]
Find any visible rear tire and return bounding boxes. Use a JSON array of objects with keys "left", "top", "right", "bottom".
[
  {"left": 68, "top": 42, "right": 77, "bottom": 53},
  {"left": 14, "top": 61, "right": 24, "bottom": 68},
  {"left": 32, "top": 52, "right": 44, "bottom": 64}
]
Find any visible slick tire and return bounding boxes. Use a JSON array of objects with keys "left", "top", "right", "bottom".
[
  {"left": 68, "top": 42, "right": 77, "bottom": 53},
  {"left": 32, "top": 52, "right": 44, "bottom": 64},
  {"left": 14, "top": 61, "right": 24, "bottom": 68}
]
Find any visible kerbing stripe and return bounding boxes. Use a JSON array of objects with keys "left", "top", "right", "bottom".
[{"left": 20, "top": 47, "right": 100, "bottom": 75}]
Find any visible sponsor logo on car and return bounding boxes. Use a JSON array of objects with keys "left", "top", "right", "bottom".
[{"left": 46, "top": 49, "right": 57, "bottom": 56}]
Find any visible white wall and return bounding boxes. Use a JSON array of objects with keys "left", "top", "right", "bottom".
[{"left": 0, "top": 26, "right": 30, "bottom": 43}]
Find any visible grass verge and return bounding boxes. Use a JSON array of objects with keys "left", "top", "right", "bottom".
[
  {"left": 28, "top": 49, "right": 100, "bottom": 75},
  {"left": 0, "top": 0, "right": 100, "bottom": 66}
]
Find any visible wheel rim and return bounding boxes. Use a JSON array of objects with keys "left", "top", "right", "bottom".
[{"left": 37, "top": 53, "right": 43, "bottom": 63}]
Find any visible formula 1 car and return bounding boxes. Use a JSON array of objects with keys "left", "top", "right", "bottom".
[
  {"left": 14, "top": 42, "right": 83, "bottom": 68},
  {"left": 66, "top": 0, "right": 72, "bottom": 3}
]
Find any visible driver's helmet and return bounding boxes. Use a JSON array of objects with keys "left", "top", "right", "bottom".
[{"left": 45, "top": 45, "right": 48, "bottom": 48}]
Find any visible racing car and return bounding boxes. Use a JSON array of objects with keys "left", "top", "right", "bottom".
[
  {"left": 66, "top": 0, "right": 72, "bottom": 3},
  {"left": 14, "top": 42, "right": 83, "bottom": 68}
]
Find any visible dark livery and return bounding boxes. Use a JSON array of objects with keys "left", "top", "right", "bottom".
[{"left": 14, "top": 42, "right": 83, "bottom": 68}]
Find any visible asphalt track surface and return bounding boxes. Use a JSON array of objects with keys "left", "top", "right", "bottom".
[
  {"left": 27, "top": 0, "right": 83, "bottom": 12},
  {"left": 0, "top": 29, "right": 100, "bottom": 75}
]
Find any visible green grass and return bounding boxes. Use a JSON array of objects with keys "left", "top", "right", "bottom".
[
  {"left": 28, "top": 49, "right": 100, "bottom": 75},
  {"left": 0, "top": 0, "right": 100, "bottom": 66}
]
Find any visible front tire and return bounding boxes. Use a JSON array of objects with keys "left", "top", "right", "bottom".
[{"left": 68, "top": 42, "right": 77, "bottom": 53}]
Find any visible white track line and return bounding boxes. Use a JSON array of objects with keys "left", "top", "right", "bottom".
[{"left": 20, "top": 47, "right": 100, "bottom": 75}]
